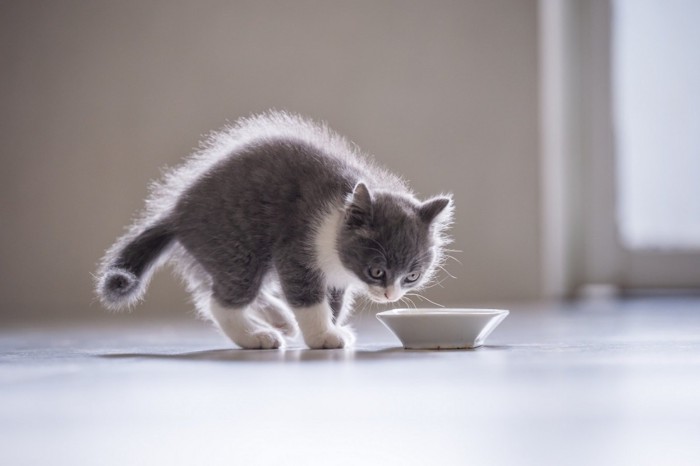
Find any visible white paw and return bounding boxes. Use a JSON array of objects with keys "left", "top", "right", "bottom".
[
  {"left": 254, "top": 301, "right": 299, "bottom": 338},
  {"left": 236, "top": 329, "right": 285, "bottom": 350},
  {"left": 305, "top": 326, "right": 356, "bottom": 349},
  {"left": 272, "top": 320, "right": 300, "bottom": 338},
  {"left": 338, "top": 325, "right": 356, "bottom": 346}
]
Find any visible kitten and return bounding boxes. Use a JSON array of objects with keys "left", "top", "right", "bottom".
[{"left": 95, "top": 111, "right": 453, "bottom": 349}]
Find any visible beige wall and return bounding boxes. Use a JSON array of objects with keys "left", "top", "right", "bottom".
[{"left": 0, "top": 0, "right": 540, "bottom": 322}]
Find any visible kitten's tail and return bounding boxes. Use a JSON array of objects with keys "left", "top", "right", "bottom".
[{"left": 96, "top": 218, "right": 176, "bottom": 310}]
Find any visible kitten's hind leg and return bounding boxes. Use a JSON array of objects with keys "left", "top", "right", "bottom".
[
  {"left": 253, "top": 291, "right": 299, "bottom": 338},
  {"left": 210, "top": 298, "right": 285, "bottom": 349}
]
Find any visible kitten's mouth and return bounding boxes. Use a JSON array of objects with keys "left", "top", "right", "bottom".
[
  {"left": 368, "top": 294, "right": 403, "bottom": 304},
  {"left": 367, "top": 285, "right": 404, "bottom": 304}
]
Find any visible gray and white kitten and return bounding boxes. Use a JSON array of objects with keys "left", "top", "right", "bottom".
[{"left": 96, "top": 111, "right": 453, "bottom": 349}]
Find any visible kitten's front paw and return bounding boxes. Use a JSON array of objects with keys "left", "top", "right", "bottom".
[
  {"left": 255, "top": 301, "right": 299, "bottom": 338},
  {"left": 338, "top": 325, "right": 356, "bottom": 346},
  {"left": 237, "top": 329, "right": 285, "bottom": 350},
  {"left": 267, "top": 316, "right": 299, "bottom": 338},
  {"left": 305, "top": 326, "right": 356, "bottom": 349}
]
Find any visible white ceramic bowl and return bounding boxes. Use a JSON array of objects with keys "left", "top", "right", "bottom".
[{"left": 376, "top": 308, "right": 509, "bottom": 349}]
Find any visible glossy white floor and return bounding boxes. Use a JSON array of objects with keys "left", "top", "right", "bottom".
[{"left": 2, "top": 297, "right": 700, "bottom": 466}]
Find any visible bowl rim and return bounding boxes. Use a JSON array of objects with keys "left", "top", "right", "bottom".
[{"left": 376, "top": 308, "right": 509, "bottom": 318}]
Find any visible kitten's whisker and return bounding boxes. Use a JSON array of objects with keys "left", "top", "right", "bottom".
[
  {"left": 367, "top": 238, "right": 389, "bottom": 260},
  {"left": 443, "top": 254, "right": 463, "bottom": 265},
  {"left": 414, "top": 250, "right": 435, "bottom": 262},
  {"left": 358, "top": 239, "right": 389, "bottom": 265},
  {"left": 406, "top": 293, "right": 445, "bottom": 308},
  {"left": 436, "top": 265, "right": 457, "bottom": 279},
  {"left": 357, "top": 297, "right": 370, "bottom": 316},
  {"left": 430, "top": 269, "right": 454, "bottom": 285},
  {"left": 429, "top": 276, "right": 450, "bottom": 288},
  {"left": 358, "top": 246, "right": 389, "bottom": 262},
  {"left": 419, "top": 275, "right": 446, "bottom": 290},
  {"left": 366, "top": 298, "right": 375, "bottom": 315},
  {"left": 403, "top": 296, "right": 417, "bottom": 309},
  {"left": 366, "top": 298, "right": 374, "bottom": 315}
]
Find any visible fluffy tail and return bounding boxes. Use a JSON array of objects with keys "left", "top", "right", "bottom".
[{"left": 96, "top": 218, "right": 176, "bottom": 310}]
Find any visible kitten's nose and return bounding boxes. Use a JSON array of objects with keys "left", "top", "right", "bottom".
[{"left": 384, "top": 287, "right": 399, "bottom": 302}]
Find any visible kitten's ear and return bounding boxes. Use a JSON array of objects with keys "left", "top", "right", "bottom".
[
  {"left": 419, "top": 196, "right": 452, "bottom": 224},
  {"left": 346, "top": 182, "right": 373, "bottom": 227}
]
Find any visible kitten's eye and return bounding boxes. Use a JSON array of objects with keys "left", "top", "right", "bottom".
[
  {"left": 405, "top": 271, "right": 421, "bottom": 283},
  {"left": 368, "top": 267, "right": 385, "bottom": 279}
]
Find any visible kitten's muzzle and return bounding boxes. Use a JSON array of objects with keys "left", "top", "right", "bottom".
[{"left": 368, "top": 286, "right": 402, "bottom": 303}]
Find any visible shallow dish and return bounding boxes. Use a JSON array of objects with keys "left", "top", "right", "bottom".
[{"left": 376, "top": 308, "right": 509, "bottom": 349}]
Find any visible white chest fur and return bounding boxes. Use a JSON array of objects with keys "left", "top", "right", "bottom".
[{"left": 313, "top": 208, "right": 365, "bottom": 290}]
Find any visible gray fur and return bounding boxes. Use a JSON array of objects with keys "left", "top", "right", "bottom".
[{"left": 95, "top": 111, "right": 453, "bottom": 345}]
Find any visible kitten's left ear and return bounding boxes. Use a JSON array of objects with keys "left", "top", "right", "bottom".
[
  {"left": 346, "top": 182, "right": 373, "bottom": 227},
  {"left": 419, "top": 196, "right": 452, "bottom": 224}
]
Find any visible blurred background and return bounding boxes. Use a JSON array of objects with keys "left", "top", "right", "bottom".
[{"left": 1, "top": 0, "right": 698, "bottom": 323}]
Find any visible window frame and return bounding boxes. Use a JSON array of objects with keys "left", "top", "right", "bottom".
[{"left": 539, "top": 0, "right": 700, "bottom": 295}]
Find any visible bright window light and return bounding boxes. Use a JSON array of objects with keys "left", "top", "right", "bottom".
[{"left": 613, "top": 0, "right": 700, "bottom": 250}]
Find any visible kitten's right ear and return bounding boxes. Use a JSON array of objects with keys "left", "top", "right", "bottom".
[
  {"left": 419, "top": 196, "right": 452, "bottom": 224},
  {"left": 345, "top": 182, "right": 373, "bottom": 227}
]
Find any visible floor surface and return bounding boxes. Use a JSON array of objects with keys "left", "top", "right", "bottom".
[{"left": 2, "top": 297, "right": 700, "bottom": 465}]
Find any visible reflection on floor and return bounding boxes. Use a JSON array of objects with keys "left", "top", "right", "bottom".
[{"left": 2, "top": 297, "right": 700, "bottom": 466}]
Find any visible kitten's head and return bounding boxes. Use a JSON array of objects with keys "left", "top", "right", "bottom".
[{"left": 337, "top": 182, "right": 453, "bottom": 303}]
